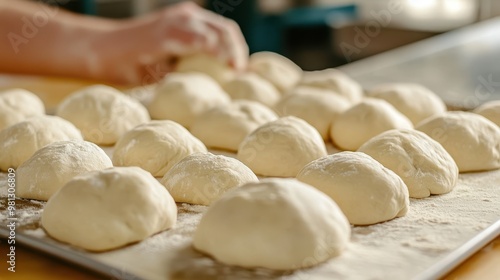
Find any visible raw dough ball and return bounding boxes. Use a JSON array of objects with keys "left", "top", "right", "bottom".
[
  {"left": 416, "top": 112, "right": 500, "bottom": 172},
  {"left": 148, "top": 73, "right": 230, "bottom": 128},
  {"left": 190, "top": 100, "right": 278, "bottom": 151},
  {"left": 42, "top": 167, "right": 177, "bottom": 251},
  {"left": 0, "top": 88, "right": 45, "bottom": 131},
  {"left": 275, "top": 87, "right": 350, "bottom": 141},
  {"left": 161, "top": 153, "right": 258, "bottom": 205},
  {"left": 113, "top": 120, "right": 207, "bottom": 177},
  {"left": 358, "top": 129, "right": 459, "bottom": 198},
  {"left": 17, "top": 140, "right": 112, "bottom": 201},
  {"left": 249, "top": 51, "right": 302, "bottom": 93},
  {"left": 0, "top": 115, "right": 82, "bottom": 170},
  {"left": 473, "top": 100, "right": 500, "bottom": 127},
  {"left": 300, "top": 69, "right": 363, "bottom": 103},
  {"left": 223, "top": 73, "right": 280, "bottom": 107},
  {"left": 367, "top": 83, "right": 446, "bottom": 125},
  {"left": 193, "top": 178, "right": 350, "bottom": 270},
  {"left": 331, "top": 99, "right": 413, "bottom": 151},
  {"left": 237, "top": 116, "right": 327, "bottom": 177},
  {"left": 56, "top": 85, "right": 150, "bottom": 145},
  {"left": 176, "top": 53, "right": 235, "bottom": 85},
  {"left": 297, "top": 151, "right": 409, "bottom": 225}
]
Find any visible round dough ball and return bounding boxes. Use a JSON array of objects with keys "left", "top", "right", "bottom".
[
  {"left": 473, "top": 100, "right": 500, "bottom": 127},
  {"left": 190, "top": 100, "right": 278, "bottom": 151},
  {"left": 358, "top": 129, "right": 459, "bottom": 198},
  {"left": 161, "top": 153, "right": 258, "bottom": 205},
  {"left": 416, "top": 112, "right": 500, "bottom": 172},
  {"left": 275, "top": 88, "right": 350, "bottom": 141},
  {"left": 0, "top": 115, "right": 82, "bottom": 170},
  {"left": 367, "top": 83, "right": 446, "bottom": 125},
  {"left": 249, "top": 51, "right": 302, "bottom": 93},
  {"left": 56, "top": 85, "right": 150, "bottom": 145},
  {"left": 148, "top": 73, "right": 230, "bottom": 128},
  {"left": 237, "top": 116, "right": 327, "bottom": 177},
  {"left": 297, "top": 151, "right": 409, "bottom": 225},
  {"left": 113, "top": 120, "right": 207, "bottom": 177},
  {"left": 300, "top": 69, "right": 363, "bottom": 103},
  {"left": 0, "top": 88, "right": 45, "bottom": 131},
  {"left": 223, "top": 73, "right": 280, "bottom": 107},
  {"left": 193, "top": 178, "right": 350, "bottom": 270},
  {"left": 41, "top": 167, "right": 177, "bottom": 251},
  {"left": 331, "top": 99, "right": 413, "bottom": 151},
  {"left": 16, "top": 140, "right": 112, "bottom": 201},
  {"left": 176, "top": 53, "right": 235, "bottom": 85}
]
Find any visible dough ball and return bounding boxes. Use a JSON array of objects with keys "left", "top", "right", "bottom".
[
  {"left": 161, "top": 153, "right": 258, "bottom": 205},
  {"left": 16, "top": 140, "right": 112, "bottom": 201},
  {"left": 416, "top": 112, "right": 500, "bottom": 172},
  {"left": 113, "top": 120, "right": 207, "bottom": 177},
  {"left": 297, "top": 151, "right": 409, "bottom": 225},
  {"left": 367, "top": 83, "right": 446, "bottom": 125},
  {"left": 223, "top": 73, "right": 280, "bottom": 107},
  {"left": 0, "top": 115, "right": 82, "bottom": 170},
  {"left": 193, "top": 178, "right": 350, "bottom": 270},
  {"left": 473, "top": 100, "right": 500, "bottom": 127},
  {"left": 300, "top": 69, "right": 363, "bottom": 103},
  {"left": 275, "top": 87, "right": 350, "bottom": 141},
  {"left": 249, "top": 51, "right": 302, "bottom": 93},
  {"left": 176, "top": 53, "right": 235, "bottom": 85},
  {"left": 42, "top": 167, "right": 177, "bottom": 251},
  {"left": 190, "top": 100, "right": 278, "bottom": 152},
  {"left": 148, "top": 73, "right": 230, "bottom": 128},
  {"left": 237, "top": 116, "right": 327, "bottom": 177},
  {"left": 0, "top": 88, "right": 45, "bottom": 131},
  {"left": 56, "top": 85, "right": 150, "bottom": 145},
  {"left": 358, "top": 129, "right": 458, "bottom": 198},
  {"left": 331, "top": 99, "right": 413, "bottom": 151}
]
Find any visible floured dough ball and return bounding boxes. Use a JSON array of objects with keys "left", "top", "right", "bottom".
[
  {"left": 113, "top": 120, "right": 207, "bottom": 177},
  {"left": 358, "top": 129, "right": 458, "bottom": 198},
  {"left": 473, "top": 100, "right": 500, "bottom": 127},
  {"left": 300, "top": 69, "right": 363, "bottom": 103},
  {"left": 176, "top": 53, "right": 235, "bottom": 85},
  {"left": 191, "top": 100, "right": 278, "bottom": 151},
  {"left": 148, "top": 73, "right": 230, "bottom": 128},
  {"left": 0, "top": 115, "right": 82, "bottom": 170},
  {"left": 193, "top": 178, "right": 350, "bottom": 270},
  {"left": 297, "top": 152, "right": 409, "bottom": 225},
  {"left": 249, "top": 51, "right": 302, "bottom": 93},
  {"left": 0, "top": 88, "right": 45, "bottom": 131},
  {"left": 56, "top": 85, "right": 150, "bottom": 145},
  {"left": 331, "top": 99, "right": 413, "bottom": 151},
  {"left": 367, "top": 83, "right": 446, "bottom": 125},
  {"left": 42, "top": 167, "right": 177, "bottom": 251},
  {"left": 237, "top": 116, "right": 327, "bottom": 177},
  {"left": 161, "top": 153, "right": 258, "bottom": 205},
  {"left": 416, "top": 112, "right": 500, "bottom": 172},
  {"left": 223, "top": 73, "right": 280, "bottom": 107},
  {"left": 17, "top": 140, "right": 112, "bottom": 201},
  {"left": 275, "top": 87, "right": 350, "bottom": 141}
]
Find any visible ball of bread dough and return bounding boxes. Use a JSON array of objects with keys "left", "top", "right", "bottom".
[
  {"left": 331, "top": 99, "right": 413, "bottom": 151},
  {"left": 161, "top": 153, "right": 258, "bottom": 205},
  {"left": 193, "top": 178, "right": 350, "bottom": 270},
  {"left": 416, "top": 112, "right": 500, "bottom": 172},
  {"left": 56, "top": 85, "right": 150, "bottom": 145},
  {"left": 190, "top": 100, "right": 278, "bottom": 152},
  {"left": 223, "top": 73, "right": 280, "bottom": 107},
  {"left": 300, "top": 69, "right": 363, "bottom": 103},
  {"left": 473, "top": 100, "right": 500, "bottom": 127},
  {"left": 358, "top": 129, "right": 459, "bottom": 198},
  {"left": 275, "top": 87, "right": 350, "bottom": 141},
  {"left": 41, "top": 167, "right": 177, "bottom": 251},
  {"left": 0, "top": 88, "right": 45, "bottom": 131},
  {"left": 249, "top": 51, "right": 302, "bottom": 93},
  {"left": 176, "top": 53, "right": 235, "bottom": 85},
  {"left": 148, "top": 73, "right": 230, "bottom": 128},
  {"left": 367, "top": 83, "right": 446, "bottom": 125},
  {"left": 16, "top": 140, "right": 112, "bottom": 201},
  {"left": 297, "top": 151, "right": 409, "bottom": 225},
  {"left": 237, "top": 116, "right": 327, "bottom": 177},
  {"left": 113, "top": 120, "right": 207, "bottom": 177},
  {"left": 0, "top": 115, "right": 82, "bottom": 170}
]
